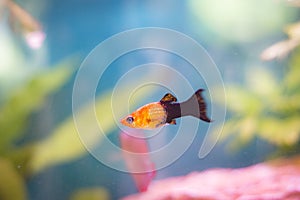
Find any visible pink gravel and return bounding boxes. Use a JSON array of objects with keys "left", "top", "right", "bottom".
[{"left": 122, "top": 156, "right": 300, "bottom": 200}]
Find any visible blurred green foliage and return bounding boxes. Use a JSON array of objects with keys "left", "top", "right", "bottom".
[
  {"left": 0, "top": 58, "right": 158, "bottom": 199},
  {"left": 69, "top": 187, "right": 110, "bottom": 200},
  {"left": 28, "top": 84, "right": 156, "bottom": 174},
  {"left": 0, "top": 60, "right": 74, "bottom": 154},
  {"left": 214, "top": 47, "right": 300, "bottom": 151},
  {"left": 0, "top": 158, "right": 27, "bottom": 200},
  {"left": 0, "top": 60, "right": 74, "bottom": 200}
]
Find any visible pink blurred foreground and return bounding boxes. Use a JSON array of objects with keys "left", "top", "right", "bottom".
[
  {"left": 119, "top": 130, "right": 156, "bottom": 192},
  {"left": 122, "top": 156, "right": 300, "bottom": 200}
]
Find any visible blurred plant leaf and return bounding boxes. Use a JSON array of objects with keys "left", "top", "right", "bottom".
[
  {"left": 261, "top": 22, "right": 300, "bottom": 60},
  {"left": 28, "top": 75, "right": 160, "bottom": 174},
  {"left": 6, "top": 0, "right": 41, "bottom": 32},
  {"left": 258, "top": 117, "right": 300, "bottom": 146},
  {"left": 270, "top": 93, "right": 300, "bottom": 114},
  {"left": 0, "top": 158, "right": 27, "bottom": 200},
  {"left": 69, "top": 187, "right": 109, "bottom": 200},
  {"left": 5, "top": 0, "right": 45, "bottom": 49},
  {"left": 212, "top": 117, "right": 258, "bottom": 152},
  {"left": 215, "top": 85, "right": 262, "bottom": 115},
  {"left": 246, "top": 67, "right": 278, "bottom": 98},
  {"left": 0, "top": 59, "right": 74, "bottom": 153},
  {"left": 6, "top": 145, "right": 34, "bottom": 177},
  {"left": 215, "top": 48, "right": 300, "bottom": 151},
  {"left": 283, "top": 48, "right": 300, "bottom": 92}
]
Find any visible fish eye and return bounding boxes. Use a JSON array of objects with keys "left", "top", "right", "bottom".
[{"left": 126, "top": 116, "right": 134, "bottom": 124}]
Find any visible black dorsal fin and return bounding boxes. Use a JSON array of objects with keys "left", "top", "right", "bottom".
[{"left": 160, "top": 93, "right": 177, "bottom": 103}]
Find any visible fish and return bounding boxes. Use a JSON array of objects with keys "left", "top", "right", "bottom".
[{"left": 120, "top": 89, "right": 211, "bottom": 129}]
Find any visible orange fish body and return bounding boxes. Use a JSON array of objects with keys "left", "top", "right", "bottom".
[
  {"left": 121, "top": 102, "right": 167, "bottom": 129},
  {"left": 121, "top": 89, "right": 211, "bottom": 129}
]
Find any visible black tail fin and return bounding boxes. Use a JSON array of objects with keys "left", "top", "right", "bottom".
[{"left": 180, "top": 89, "right": 212, "bottom": 122}]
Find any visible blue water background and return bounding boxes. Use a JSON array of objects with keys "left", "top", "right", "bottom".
[{"left": 19, "top": 1, "right": 289, "bottom": 199}]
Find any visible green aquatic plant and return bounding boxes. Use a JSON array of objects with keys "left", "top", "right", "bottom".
[
  {"left": 69, "top": 187, "right": 110, "bottom": 200},
  {"left": 0, "top": 60, "right": 74, "bottom": 154},
  {"left": 0, "top": 60, "right": 75, "bottom": 200},
  {"left": 214, "top": 47, "right": 300, "bottom": 152},
  {"left": 0, "top": 158, "right": 27, "bottom": 200},
  {"left": 28, "top": 72, "right": 162, "bottom": 174},
  {"left": 211, "top": 3, "right": 300, "bottom": 152},
  {"left": 0, "top": 58, "right": 163, "bottom": 199}
]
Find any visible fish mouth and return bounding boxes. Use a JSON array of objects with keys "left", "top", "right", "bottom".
[
  {"left": 120, "top": 117, "right": 129, "bottom": 126},
  {"left": 120, "top": 118, "right": 126, "bottom": 125}
]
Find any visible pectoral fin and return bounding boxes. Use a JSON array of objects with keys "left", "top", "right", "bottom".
[
  {"left": 160, "top": 93, "right": 177, "bottom": 103},
  {"left": 169, "top": 119, "right": 176, "bottom": 125}
]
